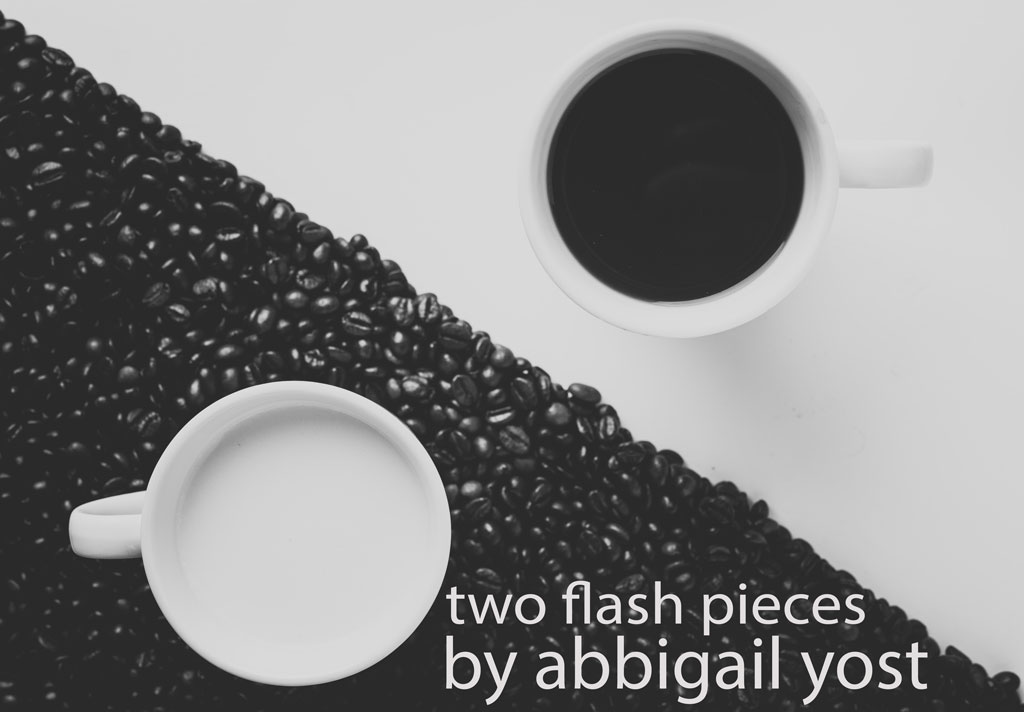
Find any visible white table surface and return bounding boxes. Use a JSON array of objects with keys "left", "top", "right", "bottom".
[{"left": 10, "top": 0, "right": 1023, "bottom": 674}]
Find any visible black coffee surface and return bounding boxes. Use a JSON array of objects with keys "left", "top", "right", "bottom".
[{"left": 548, "top": 50, "right": 804, "bottom": 301}]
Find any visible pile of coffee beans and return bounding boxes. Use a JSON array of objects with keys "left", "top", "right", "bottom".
[{"left": 0, "top": 12, "right": 1019, "bottom": 711}]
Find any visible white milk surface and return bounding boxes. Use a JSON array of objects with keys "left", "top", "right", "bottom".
[{"left": 175, "top": 405, "right": 436, "bottom": 648}]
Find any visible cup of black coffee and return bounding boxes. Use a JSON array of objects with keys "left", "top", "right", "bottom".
[{"left": 520, "top": 21, "right": 932, "bottom": 337}]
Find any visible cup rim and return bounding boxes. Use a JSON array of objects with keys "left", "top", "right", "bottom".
[
  {"left": 140, "top": 381, "right": 451, "bottom": 686},
  {"left": 519, "top": 19, "right": 839, "bottom": 337}
]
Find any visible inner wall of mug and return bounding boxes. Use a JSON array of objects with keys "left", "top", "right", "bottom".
[
  {"left": 523, "top": 24, "right": 838, "bottom": 337},
  {"left": 140, "top": 382, "right": 450, "bottom": 685}
]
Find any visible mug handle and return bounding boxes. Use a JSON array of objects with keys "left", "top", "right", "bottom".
[
  {"left": 69, "top": 491, "right": 146, "bottom": 559},
  {"left": 837, "top": 140, "right": 933, "bottom": 188}
]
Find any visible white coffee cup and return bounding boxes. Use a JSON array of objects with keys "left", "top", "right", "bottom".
[
  {"left": 68, "top": 381, "right": 451, "bottom": 686},
  {"left": 519, "top": 20, "right": 933, "bottom": 338}
]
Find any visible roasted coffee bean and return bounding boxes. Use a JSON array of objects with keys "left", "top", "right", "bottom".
[
  {"left": 460, "top": 480, "right": 485, "bottom": 500},
  {"left": 485, "top": 406, "right": 515, "bottom": 427},
  {"left": 461, "top": 538, "right": 485, "bottom": 560},
  {"left": 614, "top": 572, "right": 646, "bottom": 596},
  {"left": 602, "top": 535, "right": 624, "bottom": 565},
  {"left": 568, "top": 382, "right": 601, "bottom": 406},
  {"left": 613, "top": 472, "right": 644, "bottom": 503},
  {"left": 341, "top": 311, "right": 374, "bottom": 337},
  {"left": 544, "top": 402, "right": 572, "bottom": 427},
  {"left": 464, "top": 497, "right": 492, "bottom": 522},
  {"left": 141, "top": 282, "right": 171, "bottom": 308},
  {"left": 116, "top": 365, "right": 140, "bottom": 385},
  {"left": 529, "top": 480, "right": 553, "bottom": 508},
  {"left": 414, "top": 293, "right": 441, "bottom": 324},
  {"left": 698, "top": 495, "right": 735, "bottom": 525},
  {"left": 484, "top": 387, "right": 507, "bottom": 409},
  {"left": 125, "top": 409, "right": 161, "bottom": 438},
  {"left": 214, "top": 344, "right": 243, "bottom": 362},
  {"left": 587, "top": 490, "right": 611, "bottom": 519},
  {"left": 164, "top": 302, "right": 191, "bottom": 323},
  {"left": 575, "top": 415, "right": 595, "bottom": 442},
  {"left": 576, "top": 529, "right": 604, "bottom": 560},
  {"left": 31, "top": 160, "right": 66, "bottom": 189},
  {"left": 743, "top": 529, "right": 768, "bottom": 548},
  {"left": 294, "top": 269, "right": 324, "bottom": 292},
  {"left": 296, "top": 221, "right": 330, "bottom": 245},
  {"left": 498, "top": 425, "right": 530, "bottom": 456},
  {"left": 509, "top": 376, "right": 539, "bottom": 411},
  {"left": 249, "top": 305, "right": 277, "bottom": 334},
  {"left": 268, "top": 199, "right": 294, "bottom": 230},
  {"left": 388, "top": 296, "right": 414, "bottom": 327},
  {"left": 215, "top": 227, "right": 244, "bottom": 245},
  {"left": 156, "top": 335, "right": 183, "bottom": 363},
  {"left": 353, "top": 338, "right": 376, "bottom": 360},
  {"left": 490, "top": 344, "right": 514, "bottom": 369},
  {"left": 646, "top": 454, "right": 670, "bottom": 488},
  {"left": 401, "top": 375, "right": 432, "bottom": 401},
  {"left": 451, "top": 374, "right": 478, "bottom": 408},
  {"left": 597, "top": 407, "right": 621, "bottom": 441},
  {"left": 263, "top": 257, "right": 290, "bottom": 285},
  {"left": 438, "top": 319, "right": 472, "bottom": 350},
  {"left": 192, "top": 276, "right": 218, "bottom": 300},
  {"left": 478, "top": 521, "right": 502, "bottom": 547},
  {"left": 471, "top": 568, "right": 504, "bottom": 594},
  {"left": 457, "top": 416, "right": 482, "bottom": 434},
  {"left": 220, "top": 367, "right": 240, "bottom": 393},
  {"left": 353, "top": 249, "right": 377, "bottom": 273},
  {"left": 995, "top": 672, "right": 1021, "bottom": 691},
  {"left": 706, "top": 544, "right": 732, "bottom": 564},
  {"left": 311, "top": 295, "right": 339, "bottom": 315},
  {"left": 473, "top": 334, "right": 493, "bottom": 365},
  {"left": 283, "top": 290, "right": 308, "bottom": 310}
]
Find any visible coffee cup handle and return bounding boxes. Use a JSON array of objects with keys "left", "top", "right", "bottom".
[
  {"left": 69, "top": 491, "right": 146, "bottom": 559},
  {"left": 837, "top": 140, "right": 933, "bottom": 188}
]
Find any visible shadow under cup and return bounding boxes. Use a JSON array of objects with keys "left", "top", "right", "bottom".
[{"left": 523, "top": 25, "right": 840, "bottom": 337}]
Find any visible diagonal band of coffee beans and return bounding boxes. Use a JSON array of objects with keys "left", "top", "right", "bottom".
[{"left": 0, "top": 12, "right": 1019, "bottom": 712}]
